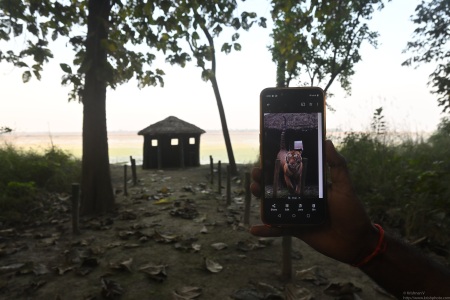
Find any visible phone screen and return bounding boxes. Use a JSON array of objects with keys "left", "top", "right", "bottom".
[{"left": 260, "top": 87, "right": 327, "bottom": 226}]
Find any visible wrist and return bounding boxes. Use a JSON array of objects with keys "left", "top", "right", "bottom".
[{"left": 351, "top": 224, "right": 386, "bottom": 267}]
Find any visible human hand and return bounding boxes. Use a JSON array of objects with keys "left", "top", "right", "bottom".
[{"left": 250, "top": 140, "right": 378, "bottom": 265}]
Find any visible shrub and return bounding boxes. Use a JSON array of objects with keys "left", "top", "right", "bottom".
[
  {"left": 0, "top": 144, "right": 81, "bottom": 224},
  {"left": 0, "top": 144, "right": 81, "bottom": 192},
  {"left": 338, "top": 121, "right": 450, "bottom": 249},
  {"left": 0, "top": 181, "right": 38, "bottom": 223},
  {"left": 5, "top": 181, "right": 36, "bottom": 197}
]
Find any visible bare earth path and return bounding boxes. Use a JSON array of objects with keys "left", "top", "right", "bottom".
[{"left": 0, "top": 164, "right": 394, "bottom": 299}]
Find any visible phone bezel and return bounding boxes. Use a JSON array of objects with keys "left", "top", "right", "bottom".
[{"left": 260, "top": 87, "right": 327, "bottom": 227}]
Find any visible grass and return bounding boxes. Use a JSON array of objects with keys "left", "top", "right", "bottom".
[
  {"left": 337, "top": 117, "right": 450, "bottom": 251},
  {"left": 0, "top": 143, "right": 81, "bottom": 224}
]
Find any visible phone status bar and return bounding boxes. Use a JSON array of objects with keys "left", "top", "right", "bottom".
[{"left": 264, "top": 93, "right": 321, "bottom": 98}]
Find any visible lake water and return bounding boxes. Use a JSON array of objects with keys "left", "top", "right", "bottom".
[
  {"left": 0, "top": 130, "right": 260, "bottom": 165},
  {"left": 1, "top": 130, "right": 430, "bottom": 166}
]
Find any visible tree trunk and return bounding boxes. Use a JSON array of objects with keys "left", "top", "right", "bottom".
[
  {"left": 195, "top": 14, "right": 238, "bottom": 175},
  {"left": 277, "top": 59, "right": 287, "bottom": 88},
  {"left": 210, "top": 75, "right": 238, "bottom": 175},
  {"left": 276, "top": 59, "right": 293, "bottom": 281},
  {"left": 80, "top": 0, "right": 115, "bottom": 215}
]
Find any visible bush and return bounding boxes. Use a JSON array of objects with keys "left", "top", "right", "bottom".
[
  {"left": 338, "top": 120, "right": 450, "bottom": 249},
  {"left": 0, "top": 144, "right": 81, "bottom": 192},
  {"left": 0, "top": 181, "right": 38, "bottom": 223},
  {"left": 5, "top": 181, "right": 36, "bottom": 197},
  {"left": 0, "top": 144, "right": 81, "bottom": 224}
]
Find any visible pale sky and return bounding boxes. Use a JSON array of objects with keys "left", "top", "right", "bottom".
[{"left": 0, "top": 0, "right": 445, "bottom": 134}]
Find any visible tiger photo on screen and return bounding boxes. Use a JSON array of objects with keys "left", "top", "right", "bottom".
[{"left": 277, "top": 116, "right": 303, "bottom": 195}]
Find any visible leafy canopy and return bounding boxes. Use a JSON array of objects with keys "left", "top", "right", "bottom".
[
  {"left": 0, "top": 0, "right": 266, "bottom": 101},
  {"left": 402, "top": 0, "right": 450, "bottom": 112},
  {"left": 0, "top": 1, "right": 188, "bottom": 101},
  {"left": 164, "top": 0, "right": 266, "bottom": 81},
  {"left": 270, "top": 0, "right": 385, "bottom": 94}
]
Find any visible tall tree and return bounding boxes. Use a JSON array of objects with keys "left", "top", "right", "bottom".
[
  {"left": 402, "top": 0, "right": 450, "bottom": 112},
  {"left": 0, "top": 1, "right": 181, "bottom": 215},
  {"left": 0, "top": 0, "right": 266, "bottom": 212},
  {"left": 80, "top": 0, "right": 114, "bottom": 214},
  {"left": 270, "top": 0, "right": 385, "bottom": 94},
  {"left": 165, "top": 0, "right": 266, "bottom": 175},
  {"left": 269, "top": 0, "right": 386, "bottom": 282}
]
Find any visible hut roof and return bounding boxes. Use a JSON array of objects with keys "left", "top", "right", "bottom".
[{"left": 138, "top": 116, "right": 206, "bottom": 136}]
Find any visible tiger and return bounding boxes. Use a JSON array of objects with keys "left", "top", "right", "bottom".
[{"left": 276, "top": 116, "right": 303, "bottom": 195}]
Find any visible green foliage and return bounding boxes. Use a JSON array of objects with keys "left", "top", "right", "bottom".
[
  {"left": 339, "top": 119, "right": 450, "bottom": 248},
  {"left": 5, "top": 181, "right": 36, "bottom": 198},
  {"left": 0, "top": 0, "right": 182, "bottom": 100},
  {"left": 371, "top": 107, "right": 387, "bottom": 136},
  {"left": 0, "top": 181, "right": 38, "bottom": 223},
  {"left": 402, "top": 0, "right": 450, "bottom": 112},
  {"left": 0, "top": 144, "right": 80, "bottom": 223},
  {"left": 0, "top": 0, "right": 265, "bottom": 101},
  {"left": 164, "top": 0, "right": 264, "bottom": 81},
  {"left": 0, "top": 144, "right": 78, "bottom": 191},
  {"left": 0, "top": 126, "right": 12, "bottom": 134},
  {"left": 429, "top": 117, "right": 450, "bottom": 147},
  {"left": 270, "top": 0, "right": 386, "bottom": 93},
  {"left": 0, "top": 0, "right": 83, "bottom": 85}
]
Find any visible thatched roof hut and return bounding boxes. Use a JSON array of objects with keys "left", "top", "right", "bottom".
[
  {"left": 138, "top": 116, "right": 206, "bottom": 136},
  {"left": 138, "top": 116, "right": 206, "bottom": 169}
]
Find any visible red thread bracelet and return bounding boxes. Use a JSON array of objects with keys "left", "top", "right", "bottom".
[{"left": 352, "top": 224, "right": 387, "bottom": 268}]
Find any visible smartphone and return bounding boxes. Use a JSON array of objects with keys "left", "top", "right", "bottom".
[{"left": 260, "top": 87, "right": 327, "bottom": 226}]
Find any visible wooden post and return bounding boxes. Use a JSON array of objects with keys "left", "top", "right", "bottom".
[
  {"left": 130, "top": 156, "right": 137, "bottom": 186},
  {"left": 71, "top": 183, "right": 80, "bottom": 235},
  {"left": 243, "top": 172, "right": 251, "bottom": 225},
  {"left": 123, "top": 164, "right": 128, "bottom": 196},
  {"left": 226, "top": 165, "right": 231, "bottom": 206},
  {"left": 218, "top": 160, "right": 222, "bottom": 194},
  {"left": 273, "top": 159, "right": 291, "bottom": 281},
  {"left": 209, "top": 155, "right": 214, "bottom": 184},
  {"left": 282, "top": 236, "right": 292, "bottom": 281}
]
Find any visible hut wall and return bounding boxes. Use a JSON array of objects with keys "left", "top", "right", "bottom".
[
  {"left": 143, "top": 136, "right": 158, "bottom": 169},
  {"left": 142, "top": 134, "right": 202, "bottom": 169},
  {"left": 185, "top": 135, "right": 201, "bottom": 167},
  {"left": 161, "top": 136, "right": 181, "bottom": 168}
]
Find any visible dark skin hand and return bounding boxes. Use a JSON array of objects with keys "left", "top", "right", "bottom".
[
  {"left": 251, "top": 140, "right": 450, "bottom": 297},
  {"left": 250, "top": 140, "right": 379, "bottom": 265}
]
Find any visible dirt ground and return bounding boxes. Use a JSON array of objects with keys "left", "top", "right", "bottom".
[{"left": 0, "top": 164, "right": 396, "bottom": 300}]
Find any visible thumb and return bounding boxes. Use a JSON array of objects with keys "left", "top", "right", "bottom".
[{"left": 326, "top": 140, "right": 352, "bottom": 186}]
